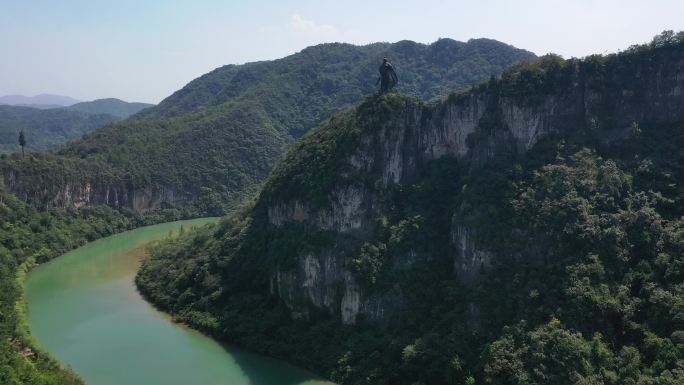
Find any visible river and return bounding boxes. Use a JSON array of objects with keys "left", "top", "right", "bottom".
[{"left": 25, "top": 219, "right": 332, "bottom": 385}]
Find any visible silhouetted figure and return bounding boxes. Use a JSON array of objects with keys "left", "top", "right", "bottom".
[
  {"left": 18, "top": 130, "right": 26, "bottom": 157},
  {"left": 376, "top": 58, "right": 398, "bottom": 93}
]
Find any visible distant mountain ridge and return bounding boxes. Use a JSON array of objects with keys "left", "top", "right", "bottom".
[
  {"left": 0, "top": 105, "right": 119, "bottom": 152},
  {"left": 12, "top": 104, "right": 66, "bottom": 110},
  {"left": 2, "top": 37, "right": 535, "bottom": 213},
  {"left": 0, "top": 99, "right": 154, "bottom": 152},
  {"left": 67, "top": 98, "right": 153, "bottom": 118},
  {"left": 0, "top": 95, "right": 153, "bottom": 116},
  {"left": 139, "top": 38, "right": 535, "bottom": 130},
  {"left": 0, "top": 94, "right": 80, "bottom": 107}
]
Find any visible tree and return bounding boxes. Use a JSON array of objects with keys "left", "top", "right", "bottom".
[
  {"left": 483, "top": 320, "right": 603, "bottom": 385},
  {"left": 18, "top": 130, "right": 26, "bottom": 157}
]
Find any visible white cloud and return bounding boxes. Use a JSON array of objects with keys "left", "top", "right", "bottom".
[
  {"left": 286, "top": 14, "right": 365, "bottom": 45},
  {"left": 288, "top": 14, "right": 338, "bottom": 36}
]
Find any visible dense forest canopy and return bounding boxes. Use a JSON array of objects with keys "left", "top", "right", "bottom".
[
  {"left": 0, "top": 106, "right": 118, "bottom": 153},
  {"left": 1, "top": 38, "right": 534, "bottom": 214},
  {"left": 0, "top": 99, "right": 153, "bottom": 153},
  {"left": 3, "top": 31, "right": 683, "bottom": 385},
  {"left": 136, "top": 32, "right": 684, "bottom": 385},
  {"left": 0, "top": 37, "right": 533, "bottom": 384}
]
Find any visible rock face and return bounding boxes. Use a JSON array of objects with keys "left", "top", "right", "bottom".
[
  {"left": 1, "top": 171, "right": 184, "bottom": 210},
  {"left": 263, "top": 51, "right": 684, "bottom": 324},
  {"left": 452, "top": 225, "right": 492, "bottom": 286},
  {"left": 1, "top": 38, "right": 536, "bottom": 212}
]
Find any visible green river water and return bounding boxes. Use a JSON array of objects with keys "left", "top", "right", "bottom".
[{"left": 25, "top": 219, "right": 332, "bottom": 385}]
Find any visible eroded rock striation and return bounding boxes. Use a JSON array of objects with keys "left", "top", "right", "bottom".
[
  {"left": 134, "top": 35, "right": 684, "bottom": 385},
  {"left": 257, "top": 48, "right": 684, "bottom": 324}
]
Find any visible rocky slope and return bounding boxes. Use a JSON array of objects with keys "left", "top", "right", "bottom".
[
  {"left": 136, "top": 33, "right": 684, "bottom": 384},
  {"left": 1, "top": 38, "right": 533, "bottom": 212},
  {"left": 253, "top": 42, "right": 684, "bottom": 324}
]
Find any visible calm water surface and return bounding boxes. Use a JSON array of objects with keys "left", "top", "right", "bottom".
[{"left": 26, "top": 219, "right": 332, "bottom": 385}]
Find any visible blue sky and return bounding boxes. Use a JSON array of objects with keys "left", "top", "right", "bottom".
[{"left": 1, "top": 0, "right": 682, "bottom": 103}]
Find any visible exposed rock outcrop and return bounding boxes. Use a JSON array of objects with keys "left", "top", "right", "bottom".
[
  {"left": 264, "top": 50, "right": 684, "bottom": 324},
  {"left": 1, "top": 170, "right": 185, "bottom": 210}
]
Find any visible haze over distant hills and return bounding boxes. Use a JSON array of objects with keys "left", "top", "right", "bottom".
[
  {"left": 0, "top": 94, "right": 81, "bottom": 108},
  {"left": 0, "top": 98, "right": 154, "bottom": 152},
  {"left": 67, "top": 98, "right": 154, "bottom": 118},
  {"left": 0, "top": 95, "right": 153, "bottom": 116}
]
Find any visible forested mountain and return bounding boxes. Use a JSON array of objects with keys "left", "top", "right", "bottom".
[
  {"left": 67, "top": 98, "right": 153, "bottom": 118},
  {"left": 1, "top": 38, "right": 534, "bottom": 214},
  {"left": 138, "top": 38, "right": 534, "bottom": 124},
  {"left": 0, "top": 99, "right": 153, "bottom": 152},
  {"left": 136, "top": 32, "right": 684, "bottom": 385},
  {"left": 0, "top": 105, "right": 119, "bottom": 152},
  {"left": 0, "top": 37, "right": 534, "bottom": 384}
]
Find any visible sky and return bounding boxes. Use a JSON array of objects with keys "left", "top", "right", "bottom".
[{"left": 1, "top": 0, "right": 682, "bottom": 104}]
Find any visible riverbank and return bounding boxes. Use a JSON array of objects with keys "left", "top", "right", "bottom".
[
  {"left": 25, "top": 219, "right": 332, "bottom": 385},
  {"left": 0, "top": 186, "right": 203, "bottom": 384},
  {"left": 13, "top": 256, "right": 84, "bottom": 385}
]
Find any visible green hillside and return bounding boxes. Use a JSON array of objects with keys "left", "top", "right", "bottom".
[
  {"left": 0, "top": 97, "right": 153, "bottom": 153},
  {"left": 136, "top": 32, "right": 684, "bottom": 385},
  {"left": 139, "top": 38, "right": 535, "bottom": 127},
  {"left": 67, "top": 98, "right": 153, "bottom": 118},
  {"left": 0, "top": 106, "right": 119, "bottom": 152},
  {"left": 1, "top": 38, "right": 534, "bottom": 214},
  {"left": 0, "top": 37, "right": 535, "bottom": 382}
]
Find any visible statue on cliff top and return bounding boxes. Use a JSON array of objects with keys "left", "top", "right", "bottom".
[{"left": 376, "top": 58, "right": 398, "bottom": 93}]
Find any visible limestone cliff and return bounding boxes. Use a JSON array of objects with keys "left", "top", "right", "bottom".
[
  {"left": 134, "top": 35, "right": 684, "bottom": 385},
  {"left": 1, "top": 169, "right": 184, "bottom": 210},
  {"left": 259, "top": 48, "right": 684, "bottom": 324}
]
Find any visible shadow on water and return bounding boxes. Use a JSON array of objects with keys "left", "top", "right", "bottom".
[{"left": 222, "top": 344, "right": 333, "bottom": 385}]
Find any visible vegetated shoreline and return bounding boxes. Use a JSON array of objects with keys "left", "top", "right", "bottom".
[
  {"left": 5, "top": 213, "right": 210, "bottom": 384},
  {"left": 130, "top": 220, "right": 300, "bottom": 356},
  {"left": 15, "top": 256, "right": 85, "bottom": 383},
  {"left": 20, "top": 217, "right": 332, "bottom": 385},
  {"left": 136, "top": 275, "right": 334, "bottom": 384},
  {"left": 13, "top": 232, "right": 155, "bottom": 385},
  {"left": 134, "top": 33, "right": 684, "bottom": 385}
]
